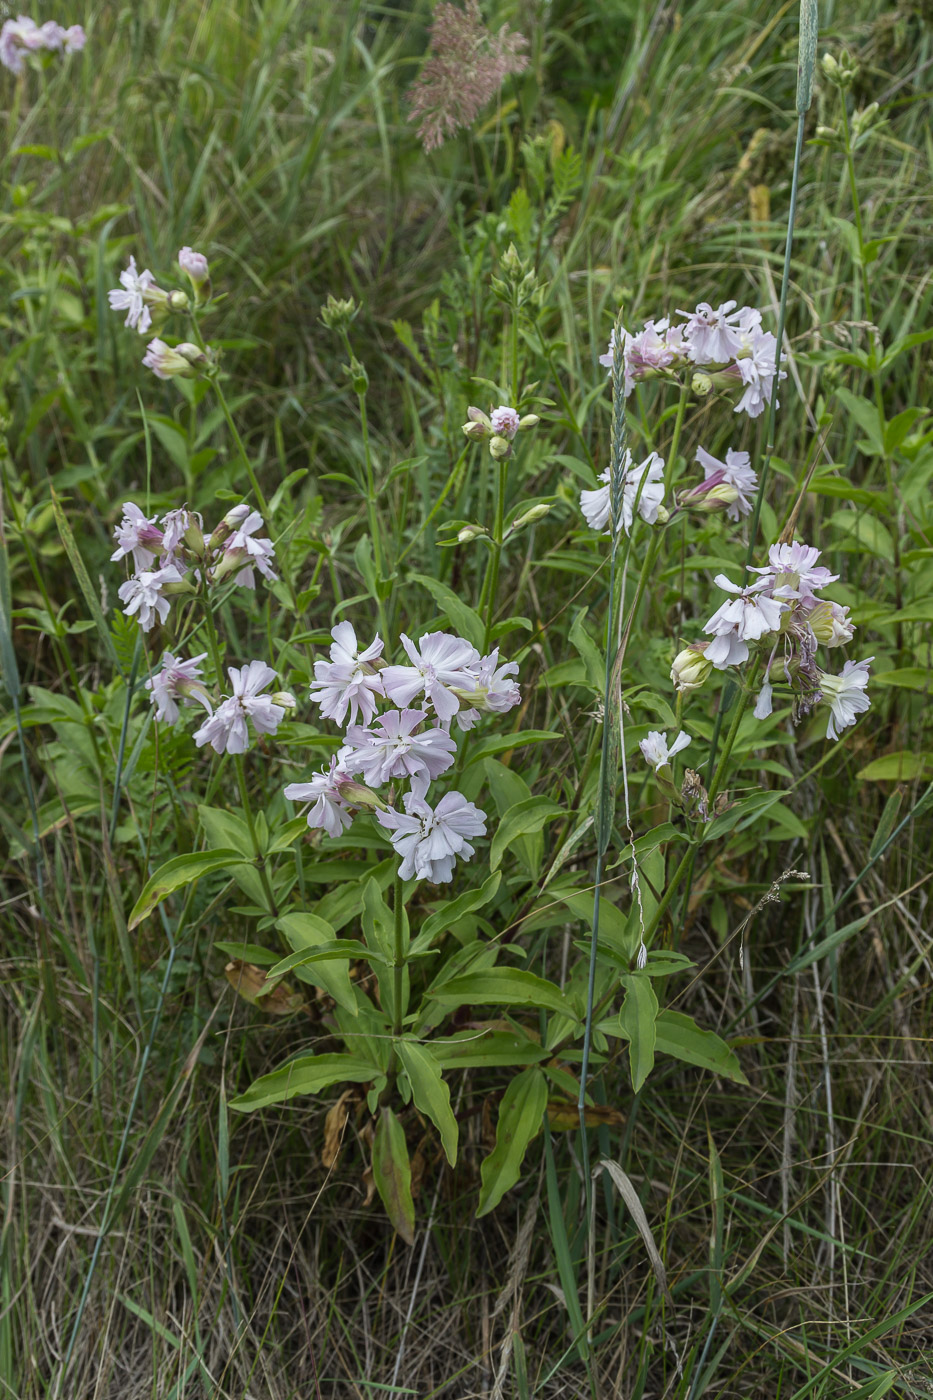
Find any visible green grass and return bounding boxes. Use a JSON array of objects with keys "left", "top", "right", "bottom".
[{"left": 1, "top": 0, "right": 933, "bottom": 1396}]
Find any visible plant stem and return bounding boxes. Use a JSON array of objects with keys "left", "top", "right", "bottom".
[
  {"left": 392, "top": 872, "right": 405, "bottom": 1038},
  {"left": 233, "top": 753, "right": 278, "bottom": 918},
  {"left": 481, "top": 455, "right": 510, "bottom": 651}
]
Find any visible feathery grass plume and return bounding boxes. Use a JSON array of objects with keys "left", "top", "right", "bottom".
[{"left": 408, "top": 0, "right": 529, "bottom": 152}]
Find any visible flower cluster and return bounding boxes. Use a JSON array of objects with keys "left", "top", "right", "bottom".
[
  {"left": 600, "top": 300, "right": 786, "bottom": 421},
  {"left": 580, "top": 450, "right": 666, "bottom": 536},
  {"left": 1, "top": 15, "right": 85, "bottom": 74},
  {"left": 285, "top": 622, "right": 521, "bottom": 883},
  {"left": 112, "top": 500, "right": 276, "bottom": 632},
  {"left": 672, "top": 541, "right": 872, "bottom": 741},
  {"left": 462, "top": 404, "right": 539, "bottom": 459},
  {"left": 108, "top": 250, "right": 214, "bottom": 379}
]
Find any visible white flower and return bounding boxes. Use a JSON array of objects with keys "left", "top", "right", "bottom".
[
  {"left": 459, "top": 647, "right": 521, "bottom": 720},
  {"left": 217, "top": 509, "right": 277, "bottom": 589},
  {"left": 341, "top": 708, "right": 457, "bottom": 786},
  {"left": 111, "top": 502, "right": 164, "bottom": 571},
  {"left": 193, "top": 660, "right": 286, "bottom": 755},
  {"left": 703, "top": 574, "right": 786, "bottom": 669},
  {"left": 733, "top": 329, "right": 785, "bottom": 418},
  {"left": 753, "top": 683, "right": 774, "bottom": 720},
  {"left": 381, "top": 632, "right": 480, "bottom": 723},
  {"left": 580, "top": 450, "right": 666, "bottom": 536},
  {"left": 145, "top": 652, "right": 212, "bottom": 724},
  {"left": 107, "top": 256, "right": 157, "bottom": 334},
  {"left": 308, "top": 621, "right": 386, "bottom": 727},
  {"left": 695, "top": 445, "right": 758, "bottom": 521},
  {"left": 285, "top": 758, "right": 352, "bottom": 839},
  {"left": 809, "top": 600, "right": 855, "bottom": 648},
  {"left": 639, "top": 729, "right": 691, "bottom": 771},
  {"left": 161, "top": 507, "right": 199, "bottom": 559},
  {"left": 117, "top": 564, "right": 184, "bottom": 632},
  {"left": 819, "top": 658, "right": 873, "bottom": 741},
  {"left": 670, "top": 644, "right": 712, "bottom": 693},
  {"left": 490, "top": 406, "right": 521, "bottom": 439},
  {"left": 376, "top": 783, "right": 486, "bottom": 884}
]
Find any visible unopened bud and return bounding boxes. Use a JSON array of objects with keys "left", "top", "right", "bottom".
[
  {"left": 345, "top": 357, "right": 368, "bottom": 395},
  {"left": 691, "top": 372, "right": 713, "bottom": 397},
  {"left": 489, "top": 435, "right": 511, "bottom": 460},
  {"left": 272, "top": 691, "right": 297, "bottom": 710},
  {"left": 671, "top": 645, "right": 712, "bottom": 693},
  {"left": 518, "top": 414, "right": 540, "bottom": 430},
  {"left": 510, "top": 503, "right": 551, "bottom": 532},
  {"left": 500, "top": 242, "right": 523, "bottom": 278},
  {"left": 679, "top": 482, "right": 739, "bottom": 513},
  {"left": 815, "top": 125, "right": 838, "bottom": 140},
  {"left": 320, "top": 293, "right": 358, "bottom": 331},
  {"left": 167, "top": 289, "right": 191, "bottom": 314},
  {"left": 457, "top": 523, "right": 488, "bottom": 543},
  {"left": 183, "top": 518, "right": 205, "bottom": 554},
  {"left": 655, "top": 504, "right": 670, "bottom": 524},
  {"left": 462, "top": 420, "right": 489, "bottom": 442},
  {"left": 337, "top": 779, "right": 387, "bottom": 812}
]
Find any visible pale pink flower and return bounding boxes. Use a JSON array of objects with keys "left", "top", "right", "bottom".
[
  {"left": 703, "top": 574, "right": 786, "bottom": 669},
  {"left": 733, "top": 328, "right": 785, "bottom": 418},
  {"left": 376, "top": 781, "right": 486, "bottom": 883},
  {"left": 117, "top": 563, "right": 185, "bottom": 632},
  {"left": 381, "top": 632, "right": 480, "bottom": 723},
  {"left": 111, "top": 502, "right": 164, "bottom": 571},
  {"left": 193, "top": 660, "right": 286, "bottom": 755},
  {"left": 677, "top": 301, "right": 749, "bottom": 365},
  {"left": 178, "top": 247, "right": 209, "bottom": 282},
  {"left": 695, "top": 445, "right": 758, "bottom": 521},
  {"left": 490, "top": 406, "right": 521, "bottom": 439},
  {"left": 160, "top": 507, "right": 200, "bottom": 561},
  {"left": 750, "top": 541, "right": 838, "bottom": 603},
  {"left": 145, "top": 652, "right": 212, "bottom": 724},
  {"left": 819, "top": 658, "right": 873, "bottom": 741},
  {"left": 308, "top": 621, "right": 386, "bottom": 727},
  {"left": 285, "top": 758, "right": 353, "bottom": 839},
  {"left": 580, "top": 450, "right": 665, "bottom": 536},
  {"left": 342, "top": 708, "right": 457, "bottom": 786},
  {"left": 142, "top": 338, "right": 209, "bottom": 380},
  {"left": 217, "top": 509, "right": 277, "bottom": 589}
]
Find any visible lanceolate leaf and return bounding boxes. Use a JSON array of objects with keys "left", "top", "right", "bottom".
[
  {"left": 228, "top": 1053, "right": 381, "bottom": 1112},
  {"left": 618, "top": 975, "right": 659, "bottom": 1092},
  {"left": 477, "top": 1066, "right": 547, "bottom": 1217},
  {"left": 128, "top": 849, "right": 245, "bottom": 929},
  {"left": 372, "top": 1108, "right": 416, "bottom": 1245},
  {"left": 654, "top": 1011, "right": 748, "bottom": 1084},
  {"left": 396, "top": 1040, "right": 458, "bottom": 1165},
  {"left": 276, "top": 912, "right": 359, "bottom": 1016},
  {"left": 428, "top": 969, "right": 577, "bottom": 1020},
  {"left": 490, "top": 798, "right": 564, "bottom": 872}
]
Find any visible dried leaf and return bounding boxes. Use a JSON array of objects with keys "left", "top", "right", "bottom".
[
  {"left": 546, "top": 1102, "right": 625, "bottom": 1132},
  {"left": 322, "top": 1090, "right": 355, "bottom": 1169},
  {"left": 225, "top": 960, "right": 304, "bottom": 1015}
]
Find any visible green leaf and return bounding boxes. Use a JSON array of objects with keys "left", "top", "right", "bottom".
[
  {"left": 490, "top": 797, "right": 564, "bottom": 872},
  {"left": 654, "top": 1011, "right": 747, "bottom": 1084},
  {"left": 128, "top": 850, "right": 244, "bottom": 929},
  {"left": 618, "top": 976, "right": 658, "bottom": 1092},
  {"left": 429, "top": 969, "right": 576, "bottom": 1020},
  {"left": 870, "top": 668, "right": 932, "bottom": 691},
  {"left": 827, "top": 509, "right": 894, "bottom": 562},
  {"left": 50, "top": 488, "right": 121, "bottom": 674},
  {"left": 857, "top": 751, "right": 933, "bottom": 782},
  {"left": 199, "top": 805, "right": 255, "bottom": 858},
  {"left": 276, "top": 912, "right": 358, "bottom": 1015},
  {"left": 430, "top": 1029, "right": 549, "bottom": 1069},
  {"left": 396, "top": 1040, "right": 458, "bottom": 1165},
  {"left": 372, "top": 1108, "right": 415, "bottom": 1245},
  {"left": 268, "top": 940, "right": 386, "bottom": 977},
  {"left": 416, "top": 871, "right": 501, "bottom": 948},
  {"left": 568, "top": 608, "right": 604, "bottom": 690},
  {"left": 409, "top": 572, "right": 485, "bottom": 651},
  {"left": 229, "top": 1053, "right": 379, "bottom": 1111},
  {"left": 214, "top": 942, "right": 280, "bottom": 965},
  {"left": 462, "top": 730, "right": 560, "bottom": 765},
  {"left": 477, "top": 1067, "right": 547, "bottom": 1216}
]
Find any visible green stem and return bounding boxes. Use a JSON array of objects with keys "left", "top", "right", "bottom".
[
  {"left": 662, "top": 381, "right": 690, "bottom": 497},
  {"left": 481, "top": 455, "right": 510, "bottom": 651},
  {"left": 392, "top": 872, "right": 405, "bottom": 1038},
  {"left": 210, "top": 377, "right": 269, "bottom": 517},
  {"left": 234, "top": 754, "right": 278, "bottom": 918}
]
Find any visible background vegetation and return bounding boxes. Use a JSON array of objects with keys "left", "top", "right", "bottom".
[{"left": 1, "top": 0, "right": 932, "bottom": 1396}]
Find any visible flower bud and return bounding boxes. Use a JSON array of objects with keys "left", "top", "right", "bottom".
[
  {"left": 500, "top": 242, "right": 524, "bottom": 278},
  {"left": 691, "top": 372, "right": 713, "bottom": 397},
  {"left": 167, "top": 289, "right": 191, "bottom": 314},
  {"left": 655, "top": 504, "right": 670, "bottom": 524},
  {"left": 178, "top": 246, "right": 210, "bottom": 285},
  {"left": 345, "top": 357, "right": 368, "bottom": 395},
  {"left": 816, "top": 125, "right": 838, "bottom": 141},
  {"left": 142, "top": 338, "right": 213, "bottom": 381},
  {"left": 518, "top": 414, "right": 540, "bottom": 430},
  {"left": 509, "top": 503, "right": 551, "bottom": 531},
  {"left": 462, "top": 420, "right": 489, "bottom": 441},
  {"left": 679, "top": 481, "right": 739, "bottom": 514},
  {"left": 457, "top": 523, "right": 488, "bottom": 543},
  {"left": 272, "top": 691, "right": 297, "bottom": 710},
  {"left": 489, "top": 435, "right": 511, "bottom": 460},
  {"left": 671, "top": 645, "right": 712, "bottom": 693},
  {"left": 336, "top": 778, "right": 387, "bottom": 812},
  {"left": 183, "top": 517, "right": 205, "bottom": 555},
  {"left": 320, "top": 293, "right": 358, "bottom": 331}
]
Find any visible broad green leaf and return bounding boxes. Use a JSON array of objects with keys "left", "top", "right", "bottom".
[
  {"left": 428, "top": 969, "right": 577, "bottom": 1020},
  {"left": 833, "top": 389, "right": 882, "bottom": 454},
  {"left": 886, "top": 602, "right": 933, "bottom": 624},
  {"left": 214, "top": 942, "right": 280, "bottom": 965},
  {"left": 857, "top": 752, "right": 933, "bottom": 782},
  {"left": 416, "top": 871, "right": 502, "bottom": 948},
  {"left": 827, "top": 510, "right": 894, "bottom": 562},
  {"left": 372, "top": 1108, "right": 415, "bottom": 1245},
  {"left": 654, "top": 1011, "right": 747, "bottom": 1084},
  {"left": 870, "top": 668, "right": 932, "bottom": 691},
  {"left": 477, "top": 1067, "right": 547, "bottom": 1216},
  {"left": 229, "top": 1053, "right": 379, "bottom": 1111},
  {"left": 462, "top": 730, "right": 561, "bottom": 765},
  {"left": 128, "top": 850, "right": 244, "bottom": 929},
  {"left": 276, "top": 912, "right": 358, "bottom": 1015},
  {"left": 430, "top": 1028, "right": 549, "bottom": 1069},
  {"left": 268, "top": 940, "right": 386, "bottom": 977},
  {"left": 490, "top": 797, "right": 564, "bottom": 872},
  {"left": 50, "top": 487, "right": 121, "bottom": 674},
  {"left": 568, "top": 608, "right": 604, "bottom": 690},
  {"left": 409, "top": 572, "right": 485, "bottom": 650},
  {"left": 618, "top": 976, "right": 659, "bottom": 1092},
  {"left": 199, "top": 804, "right": 254, "bottom": 858},
  {"left": 396, "top": 1040, "right": 458, "bottom": 1165}
]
